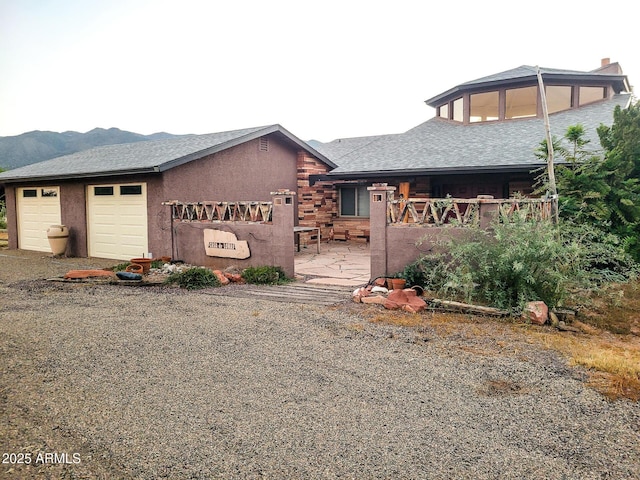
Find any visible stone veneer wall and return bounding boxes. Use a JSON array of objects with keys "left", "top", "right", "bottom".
[{"left": 296, "top": 151, "right": 337, "bottom": 246}]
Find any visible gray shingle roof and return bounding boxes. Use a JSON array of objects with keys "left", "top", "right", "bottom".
[
  {"left": 0, "top": 124, "right": 335, "bottom": 182},
  {"left": 322, "top": 94, "right": 632, "bottom": 176},
  {"left": 425, "top": 65, "right": 630, "bottom": 106}
]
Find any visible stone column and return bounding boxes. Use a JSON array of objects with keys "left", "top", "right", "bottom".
[
  {"left": 368, "top": 184, "right": 396, "bottom": 279},
  {"left": 271, "top": 190, "right": 296, "bottom": 278}
]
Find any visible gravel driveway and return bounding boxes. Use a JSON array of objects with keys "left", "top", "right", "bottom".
[{"left": 1, "top": 250, "right": 639, "bottom": 479}]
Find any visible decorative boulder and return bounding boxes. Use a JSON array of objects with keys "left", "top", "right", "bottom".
[
  {"left": 522, "top": 301, "right": 549, "bottom": 325},
  {"left": 384, "top": 288, "right": 427, "bottom": 313}
]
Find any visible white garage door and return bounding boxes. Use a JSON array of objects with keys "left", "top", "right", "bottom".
[
  {"left": 87, "top": 183, "right": 148, "bottom": 260},
  {"left": 17, "top": 186, "right": 62, "bottom": 252}
]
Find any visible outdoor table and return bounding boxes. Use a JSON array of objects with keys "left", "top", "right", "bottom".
[{"left": 294, "top": 226, "right": 320, "bottom": 253}]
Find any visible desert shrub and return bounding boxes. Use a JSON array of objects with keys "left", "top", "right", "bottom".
[
  {"left": 402, "top": 217, "right": 637, "bottom": 312},
  {"left": 242, "top": 266, "right": 290, "bottom": 285},
  {"left": 565, "top": 222, "right": 638, "bottom": 285},
  {"left": 164, "top": 267, "right": 221, "bottom": 290},
  {"left": 0, "top": 201, "right": 6, "bottom": 229},
  {"left": 400, "top": 253, "right": 449, "bottom": 292}
]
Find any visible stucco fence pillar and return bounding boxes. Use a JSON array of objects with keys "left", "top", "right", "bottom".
[
  {"left": 270, "top": 190, "right": 296, "bottom": 278},
  {"left": 368, "top": 184, "right": 396, "bottom": 280}
]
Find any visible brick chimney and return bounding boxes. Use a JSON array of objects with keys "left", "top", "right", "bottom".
[{"left": 601, "top": 57, "right": 610, "bottom": 67}]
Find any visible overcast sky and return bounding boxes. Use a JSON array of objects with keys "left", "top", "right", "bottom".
[{"left": 1, "top": 0, "right": 638, "bottom": 143}]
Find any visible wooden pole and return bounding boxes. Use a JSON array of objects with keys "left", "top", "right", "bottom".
[{"left": 536, "top": 66, "right": 559, "bottom": 224}]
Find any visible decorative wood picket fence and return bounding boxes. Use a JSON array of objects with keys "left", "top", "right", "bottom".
[
  {"left": 387, "top": 197, "right": 552, "bottom": 226},
  {"left": 163, "top": 201, "right": 273, "bottom": 223}
]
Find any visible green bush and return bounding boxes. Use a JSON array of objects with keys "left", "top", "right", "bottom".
[
  {"left": 242, "top": 266, "right": 290, "bottom": 285},
  {"left": 402, "top": 218, "right": 638, "bottom": 312},
  {"left": 164, "top": 267, "right": 221, "bottom": 290},
  {"left": 0, "top": 200, "right": 6, "bottom": 229}
]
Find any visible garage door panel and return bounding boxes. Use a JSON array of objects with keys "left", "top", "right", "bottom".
[
  {"left": 87, "top": 183, "right": 148, "bottom": 260},
  {"left": 17, "top": 187, "right": 62, "bottom": 252}
]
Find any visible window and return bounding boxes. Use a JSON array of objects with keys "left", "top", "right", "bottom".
[
  {"left": 120, "top": 185, "right": 142, "bottom": 195},
  {"left": 470, "top": 91, "right": 499, "bottom": 122},
  {"left": 452, "top": 97, "right": 464, "bottom": 122},
  {"left": 546, "top": 86, "right": 572, "bottom": 114},
  {"left": 94, "top": 186, "right": 114, "bottom": 196},
  {"left": 579, "top": 86, "right": 606, "bottom": 106},
  {"left": 506, "top": 86, "right": 537, "bottom": 119},
  {"left": 438, "top": 103, "right": 449, "bottom": 119},
  {"left": 22, "top": 189, "right": 37, "bottom": 198},
  {"left": 340, "top": 186, "right": 369, "bottom": 217},
  {"left": 41, "top": 188, "right": 58, "bottom": 197}
]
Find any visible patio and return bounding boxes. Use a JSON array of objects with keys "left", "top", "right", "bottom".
[{"left": 294, "top": 241, "right": 370, "bottom": 287}]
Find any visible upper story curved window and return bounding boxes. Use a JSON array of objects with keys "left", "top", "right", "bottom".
[
  {"left": 437, "top": 84, "right": 608, "bottom": 124},
  {"left": 470, "top": 91, "right": 499, "bottom": 122}
]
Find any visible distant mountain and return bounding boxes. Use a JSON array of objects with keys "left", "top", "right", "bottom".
[{"left": 0, "top": 127, "right": 181, "bottom": 170}]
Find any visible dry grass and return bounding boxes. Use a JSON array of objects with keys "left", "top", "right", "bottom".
[{"left": 359, "top": 280, "right": 640, "bottom": 402}]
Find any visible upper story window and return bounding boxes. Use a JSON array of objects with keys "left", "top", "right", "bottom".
[
  {"left": 437, "top": 82, "right": 608, "bottom": 124},
  {"left": 546, "top": 85, "right": 573, "bottom": 113},
  {"left": 579, "top": 86, "right": 606, "bottom": 106},
  {"left": 438, "top": 103, "right": 449, "bottom": 119},
  {"left": 470, "top": 91, "right": 499, "bottom": 122},
  {"left": 505, "top": 86, "right": 537, "bottom": 119},
  {"left": 452, "top": 97, "right": 464, "bottom": 122}
]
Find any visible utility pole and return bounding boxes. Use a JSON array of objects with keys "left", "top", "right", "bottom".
[{"left": 536, "top": 66, "right": 559, "bottom": 224}]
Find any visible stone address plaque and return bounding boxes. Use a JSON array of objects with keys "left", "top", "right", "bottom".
[{"left": 203, "top": 229, "right": 250, "bottom": 259}]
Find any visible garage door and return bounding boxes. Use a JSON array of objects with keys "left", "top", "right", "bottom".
[
  {"left": 87, "top": 183, "right": 148, "bottom": 260},
  {"left": 17, "top": 186, "right": 62, "bottom": 252}
]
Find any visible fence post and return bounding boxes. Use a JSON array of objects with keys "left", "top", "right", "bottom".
[
  {"left": 271, "top": 190, "right": 296, "bottom": 278},
  {"left": 368, "top": 183, "right": 396, "bottom": 279},
  {"left": 477, "top": 195, "right": 498, "bottom": 229}
]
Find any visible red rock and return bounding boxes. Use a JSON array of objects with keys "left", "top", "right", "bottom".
[
  {"left": 213, "top": 270, "right": 230, "bottom": 285},
  {"left": 384, "top": 289, "right": 427, "bottom": 312},
  {"left": 522, "top": 301, "right": 548, "bottom": 325},
  {"left": 64, "top": 270, "right": 115, "bottom": 279}
]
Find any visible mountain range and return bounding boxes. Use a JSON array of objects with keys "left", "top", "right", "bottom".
[{"left": 0, "top": 128, "right": 180, "bottom": 171}]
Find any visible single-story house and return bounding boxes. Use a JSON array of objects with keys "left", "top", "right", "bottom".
[{"left": 0, "top": 58, "right": 633, "bottom": 264}]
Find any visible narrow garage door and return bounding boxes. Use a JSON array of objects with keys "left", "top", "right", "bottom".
[
  {"left": 87, "top": 183, "right": 148, "bottom": 260},
  {"left": 17, "top": 186, "right": 62, "bottom": 252}
]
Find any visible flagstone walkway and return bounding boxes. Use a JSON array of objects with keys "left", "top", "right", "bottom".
[{"left": 294, "top": 241, "right": 371, "bottom": 287}]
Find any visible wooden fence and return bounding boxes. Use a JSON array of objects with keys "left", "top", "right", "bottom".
[
  {"left": 387, "top": 197, "right": 552, "bottom": 226},
  {"left": 163, "top": 201, "right": 273, "bottom": 223}
]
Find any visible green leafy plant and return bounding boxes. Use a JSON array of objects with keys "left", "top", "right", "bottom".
[
  {"left": 241, "top": 266, "right": 290, "bottom": 285},
  {"left": 0, "top": 200, "right": 6, "bottom": 229},
  {"left": 164, "top": 267, "right": 221, "bottom": 290},
  {"left": 111, "top": 262, "right": 130, "bottom": 272},
  {"left": 150, "top": 259, "right": 164, "bottom": 269},
  {"left": 404, "top": 217, "right": 638, "bottom": 312}
]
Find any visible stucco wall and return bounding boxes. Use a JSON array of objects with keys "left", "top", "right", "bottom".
[{"left": 161, "top": 135, "right": 298, "bottom": 202}]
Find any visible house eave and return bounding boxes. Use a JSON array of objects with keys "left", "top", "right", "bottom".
[
  {"left": 0, "top": 167, "right": 160, "bottom": 185},
  {"left": 326, "top": 164, "right": 549, "bottom": 180}
]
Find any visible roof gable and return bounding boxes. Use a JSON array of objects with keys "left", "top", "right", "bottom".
[{"left": 0, "top": 124, "right": 335, "bottom": 183}]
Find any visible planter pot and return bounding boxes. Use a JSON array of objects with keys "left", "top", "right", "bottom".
[
  {"left": 47, "top": 225, "right": 69, "bottom": 256},
  {"left": 126, "top": 263, "right": 144, "bottom": 274},
  {"left": 130, "top": 258, "right": 151, "bottom": 274},
  {"left": 390, "top": 278, "right": 406, "bottom": 290}
]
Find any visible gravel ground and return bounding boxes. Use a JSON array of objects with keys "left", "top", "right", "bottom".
[{"left": 1, "top": 250, "right": 639, "bottom": 479}]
